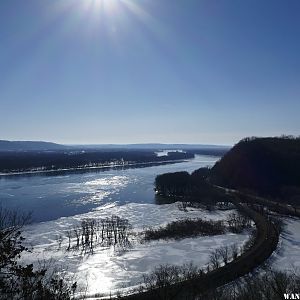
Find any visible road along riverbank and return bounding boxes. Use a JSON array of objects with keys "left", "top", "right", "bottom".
[{"left": 116, "top": 194, "right": 279, "bottom": 300}]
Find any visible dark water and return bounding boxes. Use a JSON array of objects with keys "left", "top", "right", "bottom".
[{"left": 0, "top": 155, "right": 218, "bottom": 222}]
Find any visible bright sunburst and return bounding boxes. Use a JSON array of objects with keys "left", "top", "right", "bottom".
[
  {"left": 48, "top": 0, "right": 165, "bottom": 49},
  {"left": 86, "top": 0, "right": 120, "bottom": 14}
]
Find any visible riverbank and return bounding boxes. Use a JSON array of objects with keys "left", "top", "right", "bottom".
[{"left": 0, "top": 159, "right": 188, "bottom": 177}]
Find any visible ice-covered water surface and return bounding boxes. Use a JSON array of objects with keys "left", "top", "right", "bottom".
[
  {"left": 0, "top": 155, "right": 219, "bottom": 222},
  {"left": 21, "top": 202, "right": 250, "bottom": 296},
  {"left": 1, "top": 154, "right": 251, "bottom": 296}
]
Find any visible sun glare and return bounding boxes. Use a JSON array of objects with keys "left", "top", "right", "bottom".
[
  {"left": 88, "top": 0, "right": 120, "bottom": 14},
  {"left": 50, "top": 0, "right": 163, "bottom": 46}
]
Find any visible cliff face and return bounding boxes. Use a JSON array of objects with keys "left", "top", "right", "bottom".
[{"left": 210, "top": 137, "right": 300, "bottom": 202}]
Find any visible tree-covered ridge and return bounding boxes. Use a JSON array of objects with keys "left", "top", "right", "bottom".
[
  {"left": 0, "top": 150, "right": 194, "bottom": 173},
  {"left": 155, "top": 136, "right": 300, "bottom": 205},
  {"left": 210, "top": 136, "right": 300, "bottom": 203},
  {"left": 0, "top": 140, "right": 70, "bottom": 151}
]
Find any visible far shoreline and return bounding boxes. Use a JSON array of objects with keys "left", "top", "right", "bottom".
[
  {"left": 0, "top": 154, "right": 221, "bottom": 178},
  {"left": 0, "top": 159, "right": 190, "bottom": 178}
]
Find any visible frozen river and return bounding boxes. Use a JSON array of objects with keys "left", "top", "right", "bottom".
[
  {"left": 0, "top": 155, "right": 219, "bottom": 222},
  {"left": 1, "top": 154, "right": 298, "bottom": 297}
]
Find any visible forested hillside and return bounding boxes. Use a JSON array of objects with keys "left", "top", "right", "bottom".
[
  {"left": 0, "top": 140, "right": 69, "bottom": 151},
  {"left": 210, "top": 136, "right": 300, "bottom": 203}
]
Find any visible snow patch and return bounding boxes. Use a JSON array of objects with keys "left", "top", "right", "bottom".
[{"left": 271, "top": 217, "right": 300, "bottom": 272}]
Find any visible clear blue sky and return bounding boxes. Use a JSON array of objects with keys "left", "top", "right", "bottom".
[{"left": 0, "top": 0, "right": 299, "bottom": 145}]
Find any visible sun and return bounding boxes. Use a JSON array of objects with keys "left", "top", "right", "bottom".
[
  {"left": 52, "top": 0, "right": 162, "bottom": 44},
  {"left": 89, "top": 0, "right": 120, "bottom": 14}
]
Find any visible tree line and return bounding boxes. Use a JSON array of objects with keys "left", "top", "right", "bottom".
[
  {"left": 143, "top": 212, "right": 252, "bottom": 241},
  {"left": 0, "top": 150, "right": 194, "bottom": 173},
  {"left": 155, "top": 168, "right": 231, "bottom": 207},
  {"left": 61, "top": 215, "right": 132, "bottom": 254}
]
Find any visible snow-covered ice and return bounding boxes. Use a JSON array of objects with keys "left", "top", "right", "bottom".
[
  {"left": 21, "top": 202, "right": 250, "bottom": 297},
  {"left": 271, "top": 217, "right": 300, "bottom": 272}
]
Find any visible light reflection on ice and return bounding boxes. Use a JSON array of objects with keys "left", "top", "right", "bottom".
[
  {"left": 84, "top": 176, "right": 130, "bottom": 187},
  {"left": 66, "top": 175, "right": 131, "bottom": 206},
  {"left": 21, "top": 202, "right": 250, "bottom": 297},
  {"left": 0, "top": 155, "right": 218, "bottom": 222}
]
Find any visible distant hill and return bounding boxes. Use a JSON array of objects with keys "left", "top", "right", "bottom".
[
  {"left": 72, "top": 143, "right": 230, "bottom": 151},
  {"left": 0, "top": 140, "right": 69, "bottom": 151},
  {"left": 210, "top": 136, "right": 300, "bottom": 204},
  {"left": 0, "top": 140, "right": 230, "bottom": 152},
  {"left": 0, "top": 140, "right": 229, "bottom": 174}
]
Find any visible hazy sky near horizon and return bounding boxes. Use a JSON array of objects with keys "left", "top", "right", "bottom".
[{"left": 0, "top": 0, "right": 299, "bottom": 145}]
